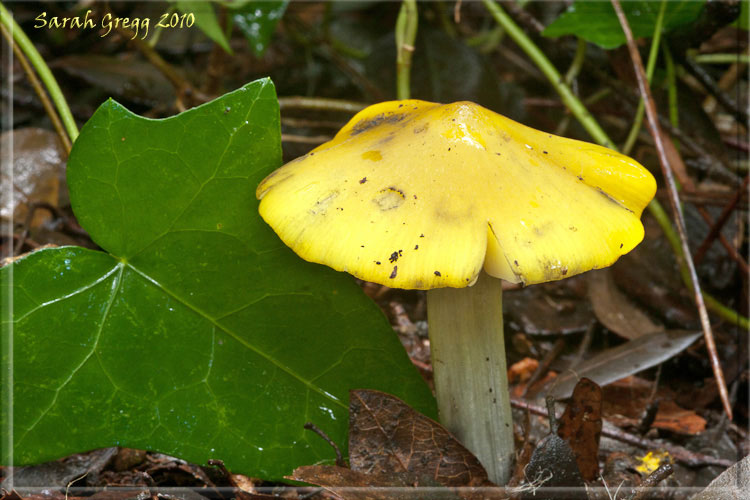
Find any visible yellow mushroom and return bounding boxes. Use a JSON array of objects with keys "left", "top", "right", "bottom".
[
  {"left": 256, "top": 100, "right": 656, "bottom": 483},
  {"left": 258, "top": 100, "right": 654, "bottom": 289}
]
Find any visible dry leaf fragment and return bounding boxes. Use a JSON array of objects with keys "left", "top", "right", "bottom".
[
  {"left": 0, "top": 128, "right": 65, "bottom": 227},
  {"left": 588, "top": 269, "right": 662, "bottom": 340},
  {"left": 548, "top": 330, "right": 702, "bottom": 399},
  {"left": 689, "top": 453, "right": 750, "bottom": 500},
  {"left": 290, "top": 465, "right": 417, "bottom": 500},
  {"left": 290, "top": 390, "right": 506, "bottom": 499},
  {"left": 601, "top": 379, "right": 707, "bottom": 435},
  {"left": 349, "top": 390, "right": 491, "bottom": 488},
  {"left": 556, "top": 378, "right": 602, "bottom": 482}
]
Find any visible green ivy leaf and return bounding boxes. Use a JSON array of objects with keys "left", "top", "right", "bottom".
[
  {"left": 543, "top": 0, "right": 706, "bottom": 49},
  {"left": 229, "top": 0, "right": 288, "bottom": 57},
  {"left": 1, "top": 79, "right": 435, "bottom": 479},
  {"left": 175, "top": 1, "right": 232, "bottom": 53}
]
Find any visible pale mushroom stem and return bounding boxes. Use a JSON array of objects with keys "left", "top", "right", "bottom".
[{"left": 427, "top": 271, "right": 514, "bottom": 485}]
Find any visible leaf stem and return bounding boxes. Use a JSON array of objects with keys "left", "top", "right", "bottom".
[
  {"left": 395, "top": 0, "right": 418, "bottom": 100},
  {"left": 0, "top": 1, "right": 78, "bottom": 143}
]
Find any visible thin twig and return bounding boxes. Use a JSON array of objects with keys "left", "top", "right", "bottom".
[
  {"left": 14, "top": 202, "right": 57, "bottom": 255},
  {"left": 0, "top": 23, "right": 71, "bottom": 153},
  {"left": 281, "top": 134, "right": 332, "bottom": 145},
  {"left": 281, "top": 117, "right": 346, "bottom": 129},
  {"left": 694, "top": 174, "right": 750, "bottom": 265},
  {"left": 627, "top": 463, "right": 673, "bottom": 500},
  {"left": 303, "top": 422, "right": 345, "bottom": 467},
  {"left": 681, "top": 55, "right": 749, "bottom": 125},
  {"left": 521, "top": 337, "right": 564, "bottom": 397},
  {"left": 635, "top": 399, "right": 660, "bottom": 436},
  {"left": 114, "top": 26, "right": 210, "bottom": 107},
  {"left": 588, "top": 64, "right": 740, "bottom": 184},
  {"left": 500, "top": 0, "right": 545, "bottom": 34},
  {"left": 278, "top": 96, "right": 366, "bottom": 114},
  {"left": 611, "top": 0, "right": 732, "bottom": 421},
  {"left": 510, "top": 398, "right": 734, "bottom": 468},
  {"left": 545, "top": 395, "right": 558, "bottom": 434},
  {"left": 657, "top": 129, "right": 749, "bottom": 275}
]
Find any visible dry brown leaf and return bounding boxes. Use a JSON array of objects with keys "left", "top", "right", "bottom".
[
  {"left": 588, "top": 269, "right": 662, "bottom": 340},
  {"left": 349, "top": 390, "right": 491, "bottom": 488},
  {"left": 0, "top": 128, "right": 65, "bottom": 227},
  {"left": 290, "top": 465, "right": 416, "bottom": 500},
  {"left": 548, "top": 330, "right": 702, "bottom": 399},
  {"left": 289, "top": 390, "right": 507, "bottom": 499},
  {"left": 556, "top": 378, "right": 602, "bottom": 482},
  {"left": 602, "top": 381, "right": 706, "bottom": 435},
  {"left": 653, "top": 400, "right": 706, "bottom": 434}
]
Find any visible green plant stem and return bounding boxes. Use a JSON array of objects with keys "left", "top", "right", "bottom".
[
  {"left": 481, "top": 0, "right": 749, "bottom": 329},
  {"left": 427, "top": 273, "right": 513, "bottom": 485},
  {"left": 622, "top": 0, "right": 667, "bottom": 156},
  {"left": 0, "top": 23, "right": 71, "bottom": 153},
  {"left": 434, "top": 0, "right": 457, "bottom": 38},
  {"left": 0, "top": 1, "right": 78, "bottom": 143},
  {"left": 663, "top": 43, "right": 679, "bottom": 128},
  {"left": 481, "top": 0, "right": 615, "bottom": 149},
  {"left": 564, "top": 37, "right": 586, "bottom": 85},
  {"left": 692, "top": 53, "right": 750, "bottom": 64},
  {"left": 395, "top": 0, "right": 418, "bottom": 100}
]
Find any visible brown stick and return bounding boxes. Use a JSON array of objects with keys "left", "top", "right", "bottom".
[
  {"left": 521, "top": 337, "right": 564, "bottom": 397},
  {"left": 304, "top": 422, "right": 345, "bottom": 467},
  {"left": 656, "top": 124, "right": 749, "bottom": 274},
  {"left": 510, "top": 398, "right": 734, "bottom": 468},
  {"left": 628, "top": 463, "right": 674, "bottom": 500},
  {"left": 278, "top": 96, "right": 366, "bottom": 114},
  {"left": 611, "top": 0, "right": 732, "bottom": 421},
  {"left": 658, "top": 130, "right": 749, "bottom": 275},
  {"left": 694, "top": 175, "right": 750, "bottom": 265},
  {"left": 114, "top": 26, "right": 210, "bottom": 107},
  {"left": 682, "top": 56, "right": 748, "bottom": 125}
]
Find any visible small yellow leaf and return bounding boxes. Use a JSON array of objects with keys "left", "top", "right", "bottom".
[{"left": 636, "top": 450, "right": 672, "bottom": 475}]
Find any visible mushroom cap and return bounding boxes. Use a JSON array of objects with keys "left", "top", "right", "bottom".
[{"left": 257, "top": 100, "right": 656, "bottom": 290}]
